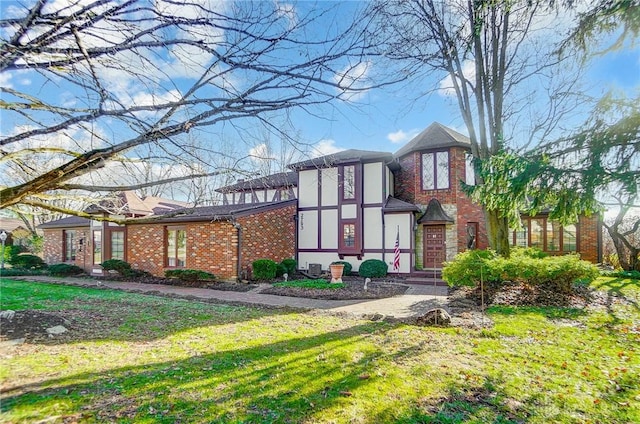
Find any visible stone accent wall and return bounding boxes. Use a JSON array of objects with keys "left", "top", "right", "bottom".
[{"left": 397, "top": 147, "right": 486, "bottom": 265}]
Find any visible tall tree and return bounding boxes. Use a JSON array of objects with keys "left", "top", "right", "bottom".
[
  {"left": 0, "top": 0, "right": 385, "bottom": 215},
  {"left": 371, "top": 0, "right": 588, "bottom": 255}
]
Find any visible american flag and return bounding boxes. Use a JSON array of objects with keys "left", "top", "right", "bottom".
[{"left": 393, "top": 227, "right": 400, "bottom": 271}]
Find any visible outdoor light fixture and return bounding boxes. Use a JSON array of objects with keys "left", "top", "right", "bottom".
[{"left": 0, "top": 230, "right": 7, "bottom": 270}]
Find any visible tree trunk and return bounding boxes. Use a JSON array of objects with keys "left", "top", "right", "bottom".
[{"left": 485, "top": 208, "right": 511, "bottom": 257}]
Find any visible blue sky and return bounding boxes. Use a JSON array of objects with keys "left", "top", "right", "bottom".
[{"left": 1, "top": 0, "right": 638, "bottom": 189}]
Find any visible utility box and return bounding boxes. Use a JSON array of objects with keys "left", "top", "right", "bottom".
[{"left": 308, "top": 263, "right": 322, "bottom": 277}]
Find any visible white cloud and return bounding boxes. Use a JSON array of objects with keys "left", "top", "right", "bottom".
[
  {"left": 275, "top": 2, "right": 297, "bottom": 30},
  {"left": 439, "top": 60, "right": 475, "bottom": 97},
  {"left": 334, "top": 61, "right": 372, "bottom": 102},
  {"left": 387, "top": 129, "right": 420, "bottom": 144},
  {"left": 0, "top": 72, "right": 12, "bottom": 89},
  {"left": 249, "top": 143, "right": 275, "bottom": 162},
  {"left": 310, "top": 139, "right": 343, "bottom": 157}
]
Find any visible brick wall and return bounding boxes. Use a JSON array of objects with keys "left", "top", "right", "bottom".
[
  {"left": 237, "top": 204, "right": 296, "bottom": 277},
  {"left": 126, "top": 204, "right": 296, "bottom": 280},
  {"left": 578, "top": 214, "right": 601, "bottom": 263},
  {"left": 42, "top": 227, "right": 92, "bottom": 272},
  {"left": 396, "top": 147, "right": 487, "bottom": 256},
  {"left": 126, "top": 221, "right": 239, "bottom": 279}
]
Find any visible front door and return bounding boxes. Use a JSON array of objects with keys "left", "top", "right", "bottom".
[{"left": 423, "top": 225, "right": 445, "bottom": 268}]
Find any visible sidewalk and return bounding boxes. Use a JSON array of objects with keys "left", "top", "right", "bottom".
[{"left": 4, "top": 276, "right": 449, "bottom": 320}]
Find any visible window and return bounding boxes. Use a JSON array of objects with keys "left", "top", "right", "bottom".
[
  {"left": 93, "top": 230, "right": 102, "bottom": 264},
  {"left": 422, "top": 151, "right": 449, "bottom": 190},
  {"left": 563, "top": 224, "right": 577, "bottom": 251},
  {"left": 111, "top": 231, "right": 125, "bottom": 260},
  {"left": 64, "top": 230, "right": 76, "bottom": 261},
  {"left": 466, "top": 222, "right": 478, "bottom": 249},
  {"left": 530, "top": 219, "right": 544, "bottom": 249},
  {"left": 343, "top": 223, "right": 356, "bottom": 247},
  {"left": 166, "top": 227, "right": 186, "bottom": 267},
  {"left": 465, "top": 153, "right": 476, "bottom": 186},
  {"left": 342, "top": 165, "right": 355, "bottom": 199},
  {"left": 547, "top": 221, "right": 561, "bottom": 252},
  {"left": 511, "top": 217, "right": 578, "bottom": 253}
]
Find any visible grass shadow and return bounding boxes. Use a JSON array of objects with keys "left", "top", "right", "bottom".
[{"left": 1, "top": 322, "right": 391, "bottom": 423}]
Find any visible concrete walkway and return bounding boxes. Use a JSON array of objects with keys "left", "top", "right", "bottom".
[{"left": 4, "top": 276, "right": 449, "bottom": 320}]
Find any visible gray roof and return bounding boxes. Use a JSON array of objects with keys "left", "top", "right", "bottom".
[
  {"left": 216, "top": 172, "right": 297, "bottom": 193},
  {"left": 289, "top": 149, "right": 394, "bottom": 170},
  {"left": 39, "top": 216, "right": 90, "bottom": 229},
  {"left": 39, "top": 200, "right": 297, "bottom": 228},
  {"left": 382, "top": 196, "right": 420, "bottom": 213},
  {"left": 417, "top": 198, "right": 455, "bottom": 224},
  {"left": 394, "top": 122, "right": 470, "bottom": 158},
  {"left": 134, "top": 199, "right": 298, "bottom": 223}
]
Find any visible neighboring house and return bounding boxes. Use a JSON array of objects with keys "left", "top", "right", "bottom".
[
  {"left": 40, "top": 191, "right": 296, "bottom": 279},
  {"left": 217, "top": 171, "right": 298, "bottom": 205},
  {"left": 0, "top": 217, "right": 33, "bottom": 249},
  {"left": 39, "top": 122, "right": 601, "bottom": 280}
]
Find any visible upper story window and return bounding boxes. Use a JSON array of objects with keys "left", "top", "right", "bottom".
[
  {"left": 342, "top": 165, "right": 355, "bottom": 199},
  {"left": 465, "top": 153, "right": 476, "bottom": 186},
  {"left": 166, "top": 226, "right": 186, "bottom": 268},
  {"left": 64, "top": 230, "right": 76, "bottom": 261},
  {"left": 422, "top": 151, "right": 449, "bottom": 190}
]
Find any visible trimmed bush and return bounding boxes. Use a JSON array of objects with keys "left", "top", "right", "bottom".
[
  {"left": 358, "top": 259, "right": 388, "bottom": 278},
  {"left": 0, "top": 268, "right": 47, "bottom": 277},
  {"left": 280, "top": 258, "right": 297, "bottom": 275},
  {"left": 165, "top": 269, "right": 216, "bottom": 282},
  {"left": 101, "top": 259, "right": 132, "bottom": 275},
  {"left": 275, "top": 262, "right": 287, "bottom": 277},
  {"left": 443, "top": 248, "right": 599, "bottom": 292},
  {"left": 331, "top": 261, "right": 352, "bottom": 276},
  {"left": 10, "top": 254, "right": 47, "bottom": 270},
  {"left": 442, "top": 249, "right": 501, "bottom": 287},
  {"left": 252, "top": 259, "right": 277, "bottom": 280},
  {"left": 48, "top": 263, "right": 84, "bottom": 277}
]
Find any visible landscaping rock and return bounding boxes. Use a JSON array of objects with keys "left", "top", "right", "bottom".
[{"left": 415, "top": 308, "right": 451, "bottom": 326}]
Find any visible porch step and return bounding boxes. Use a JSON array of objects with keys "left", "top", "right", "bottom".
[{"left": 404, "top": 277, "right": 448, "bottom": 286}]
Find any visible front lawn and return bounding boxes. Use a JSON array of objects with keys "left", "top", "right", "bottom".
[{"left": 1, "top": 277, "right": 638, "bottom": 423}]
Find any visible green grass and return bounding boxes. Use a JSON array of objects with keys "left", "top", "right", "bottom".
[
  {"left": 272, "top": 279, "right": 346, "bottom": 289},
  {"left": 1, "top": 277, "right": 638, "bottom": 423}
]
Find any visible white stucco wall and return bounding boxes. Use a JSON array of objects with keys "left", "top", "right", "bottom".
[
  {"left": 321, "top": 168, "right": 338, "bottom": 206},
  {"left": 298, "top": 210, "right": 318, "bottom": 249},
  {"left": 321, "top": 209, "right": 338, "bottom": 249},
  {"left": 298, "top": 170, "right": 318, "bottom": 207},
  {"left": 342, "top": 204, "right": 357, "bottom": 219},
  {"left": 363, "top": 207, "right": 383, "bottom": 249},
  {"left": 364, "top": 162, "right": 384, "bottom": 204}
]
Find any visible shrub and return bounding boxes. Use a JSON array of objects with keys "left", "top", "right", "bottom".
[
  {"left": 358, "top": 259, "right": 388, "bottom": 278},
  {"left": 280, "top": 258, "right": 297, "bottom": 275},
  {"left": 275, "top": 262, "right": 287, "bottom": 277},
  {"left": 607, "top": 270, "right": 640, "bottom": 280},
  {"left": 331, "top": 261, "right": 352, "bottom": 276},
  {"left": 0, "top": 268, "right": 47, "bottom": 277},
  {"left": 252, "top": 259, "right": 277, "bottom": 280},
  {"left": 10, "top": 254, "right": 47, "bottom": 270},
  {"left": 101, "top": 259, "right": 132, "bottom": 275},
  {"left": 48, "top": 263, "right": 84, "bottom": 276},
  {"left": 442, "top": 249, "right": 501, "bottom": 287},
  {"left": 2, "top": 245, "right": 22, "bottom": 264},
  {"left": 164, "top": 269, "right": 216, "bottom": 282},
  {"left": 510, "top": 246, "right": 548, "bottom": 259}
]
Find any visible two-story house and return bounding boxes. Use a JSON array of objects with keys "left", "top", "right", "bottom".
[{"left": 40, "top": 122, "right": 601, "bottom": 280}]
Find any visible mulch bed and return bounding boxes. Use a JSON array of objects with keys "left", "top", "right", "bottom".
[
  {"left": 259, "top": 277, "right": 409, "bottom": 300},
  {"left": 100, "top": 275, "right": 258, "bottom": 292}
]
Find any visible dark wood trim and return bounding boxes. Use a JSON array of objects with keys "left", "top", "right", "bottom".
[{"left": 420, "top": 149, "right": 451, "bottom": 192}]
